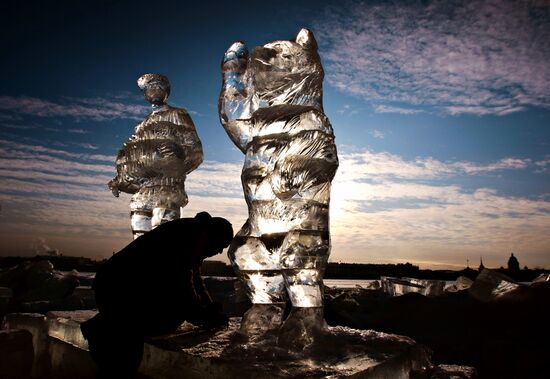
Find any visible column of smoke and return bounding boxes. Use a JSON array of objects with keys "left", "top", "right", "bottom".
[{"left": 30, "top": 237, "right": 60, "bottom": 256}]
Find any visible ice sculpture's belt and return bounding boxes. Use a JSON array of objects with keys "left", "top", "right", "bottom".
[{"left": 141, "top": 177, "right": 187, "bottom": 187}]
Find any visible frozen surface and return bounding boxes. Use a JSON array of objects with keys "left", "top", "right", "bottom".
[
  {"left": 219, "top": 29, "right": 338, "bottom": 309},
  {"left": 109, "top": 74, "right": 203, "bottom": 238}
]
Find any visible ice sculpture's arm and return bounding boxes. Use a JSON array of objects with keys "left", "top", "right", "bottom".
[
  {"left": 108, "top": 143, "right": 142, "bottom": 197},
  {"left": 179, "top": 111, "right": 204, "bottom": 174},
  {"left": 219, "top": 42, "right": 253, "bottom": 153}
]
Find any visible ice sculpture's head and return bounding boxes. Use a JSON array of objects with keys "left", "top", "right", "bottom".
[
  {"left": 249, "top": 28, "right": 323, "bottom": 109},
  {"left": 137, "top": 73, "right": 171, "bottom": 106},
  {"left": 194, "top": 212, "right": 234, "bottom": 259}
]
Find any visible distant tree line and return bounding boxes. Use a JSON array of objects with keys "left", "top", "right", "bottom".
[{"left": 0, "top": 255, "right": 547, "bottom": 282}]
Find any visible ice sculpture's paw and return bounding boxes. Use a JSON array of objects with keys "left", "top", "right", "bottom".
[
  {"left": 220, "top": 41, "right": 254, "bottom": 150},
  {"left": 277, "top": 307, "right": 327, "bottom": 352},
  {"left": 108, "top": 178, "right": 120, "bottom": 197},
  {"left": 221, "top": 42, "right": 249, "bottom": 98},
  {"left": 223, "top": 42, "right": 248, "bottom": 71},
  {"left": 236, "top": 304, "right": 285, "bottom": 343}
]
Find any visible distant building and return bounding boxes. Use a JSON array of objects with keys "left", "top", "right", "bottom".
[
  {"left": 507, "top": 252, "right": 520, "bottom": 272},
  {"left": 479, "top": 257, "right": 485, "bottom": 271}
]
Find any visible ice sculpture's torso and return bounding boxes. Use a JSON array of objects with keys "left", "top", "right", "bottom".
[
  {"left": 219, "top": 29, "right": 338, "bottom": 312},
  {"left": 110, "top": 81, "right": 203, "bottom": 239},
  {"left": 115, "top": 105, "right": 203, "bottom": 193},
  {"left": 242, "top": 105, "right": 337, "bottom": 236}
]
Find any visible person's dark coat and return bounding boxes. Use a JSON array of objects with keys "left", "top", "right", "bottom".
[{"left": 81, "top": 212, "right": 233, "bottom": 378}]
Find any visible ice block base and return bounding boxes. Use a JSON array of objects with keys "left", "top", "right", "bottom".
[
  {"left": 3, "top": 312, "right": 431, "bottom": 379},
  {"left": 142, "top": 318, "right": 431, "bottom": 379}
]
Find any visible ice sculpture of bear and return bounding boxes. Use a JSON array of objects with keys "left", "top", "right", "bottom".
[
  {"left": 219, "top": 29, "right": 338, "bottom": 348},
  {"left": 109, "top": 74, "right": 203, "bottom": 239}
]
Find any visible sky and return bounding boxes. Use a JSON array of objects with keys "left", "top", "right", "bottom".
[{"left": 0, "top": 0, "right": 549, "bottom": 270}]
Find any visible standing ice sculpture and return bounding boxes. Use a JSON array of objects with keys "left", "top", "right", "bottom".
[
  {"left": 109, "top": 74, "right": 203, "bottom": 239},
  {"left": 219, "top": 29, "right": 338, "bottom": 347}
]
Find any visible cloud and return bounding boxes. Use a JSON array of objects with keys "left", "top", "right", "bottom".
[
  {"left": 0, "top": 138, "right": 548, "bottom": 268},
  {"left": 373, "top": 105, "right": 423, "bottom": 115},
  {"left": 338, "top": 150, "right": 532, "bottom": 181},
  {"left": 75, "top": 143, "right": 99, "bottom": 150},
  {"left": 315, "top": 0, "right": 550, "bottom": 115},
  {"left": 0, "top": 139, "right": 114, "bottom": 163},
  {"left": 0, "top": 139, "right": 246, "bottom": 258},
  {"left": 187, "top": 110, "right": 202, "bottom": 117},
  {"left": 337, "top": 104, "right": 358, "bottom": 115},
  {"left": 0, "top": 113, "right": 22, "bottom": 122},
  {"left": 0, "top": 95, "right": 148, "bottom": 121},
  {"left": 1, "top": 123, "right": 37, "bottom": 130},
  {"left": 330, "top": 151, "right": 550, "bottom": 267},
  {"left": 534, "top": 156, "right": 550, "bottom": 173},
  {"left": 370, "top": 129, "right": 385, "bottom": 139},
  {"left": 68, "top": 129, "right": 88, "bottom": 134}
]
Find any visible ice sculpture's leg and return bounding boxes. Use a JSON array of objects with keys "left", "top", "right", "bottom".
[
  {"left": 281, "top": 230, "right": 329, "bottom": 307},
  {"left": 130, "top": 190, "right": 153, "bottom": 239},
  {"left": 237, "top": 304, "right": 285, "bottom": 342},
  {"left": 277, "top": 307, "right": 326, "bottom": 351},
  {"left": 229, "top": 233, "right": 286, "bottom": 304},
  {"left": 229, "top": 230, "right": 286, "bottom": 338},
  {"left": 277, "top": 230, "right": 329, "bottom": 351},
  {"left": 277, "top": 200, "right": 331, "bottom": 350},
  {"left": 233, "top": 153, "right": 289, "bottom": 314},
  {"left": 130, "top": 211, "right": 152, "bottom": 239},
  {"left": 271, "top": 134, "right": 336, "bottom": 304},
  {"left": 151, "top": 185, "right": 189, "bottom": 229},
  {"left": 151, "top": 207, "right": 180, "bottom": 229}
]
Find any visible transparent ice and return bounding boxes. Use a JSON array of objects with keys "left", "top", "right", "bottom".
[
  {"left": 109, "top": 74, "right": 203, "bottom": 238},
  {"left": 219, "top": 29, "right": 338, "bottom": 341},
  {"left": 381, "top": 277, "right": 446, "bottom": 297}
]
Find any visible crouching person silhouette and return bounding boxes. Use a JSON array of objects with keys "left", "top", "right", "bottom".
[{"left": 81, "top": 212, "right": 233, "bottom": 378}]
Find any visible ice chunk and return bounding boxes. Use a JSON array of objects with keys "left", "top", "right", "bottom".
[
  {"left": 531, "top": 273, "right": 550, "bottom": 283},
  {"left": 220, "top": 29, "right": 338, "bottom": 318},
  {"left": 403, "top": 278, "right": 446, "bottom": 297},
  {"left": 417, "top": 364, "right": 477, "bottom": 379},
  {"left": 444, "top": 276, "right": 474, "bottom": 292},
  {"left": 46, "top": 310, "right": 97, "bottom": 350},
  {"left": 381, "top": 277, "right": 423, "bottom": 296},
  {"left": 109, "top": 74, "right": 203, "bottom": 239},
  {"left": 381, "top": 277, "right": 446, "bottom": 297},
  {"left": 468, "top": 269, "right": 521, "bottom": 301}
]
